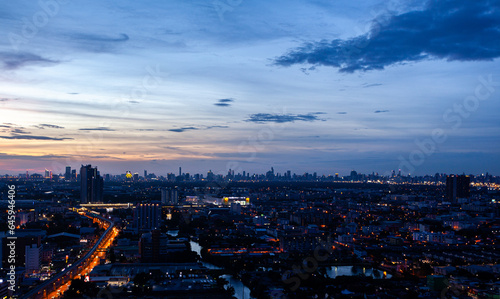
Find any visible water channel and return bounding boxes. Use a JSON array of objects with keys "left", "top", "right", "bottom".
[{"left": 168, "top": 231, "right": 391, "bottom": 298}]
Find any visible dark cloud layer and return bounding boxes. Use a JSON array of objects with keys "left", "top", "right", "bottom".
[
  {"left": 0, "top": 153, "right": 68, "bottom": 160},
  {"left": 274, "top": 0, "right": 500, "bottom": 72},
  {"left": 0, "top": 52, "right": 58, "bottom": 70},
  {"left": 214, "top": 98, "right": 234, "bottom": 107},
  {"left": 37, "top": 124, "right": 65, "bottom": 129},
  {"left": 71, "top": 33, "right": 130, "bottom": 43},
  {"left": 168, "top": 126, "right": 199, "bottom": 133},
  {"left": 168, "top": 125, "right": 229, "bottom": 133},
  {"left": 0, "top": 135, "right": 72, "bottom": 140},
  {"left": 67, "top": 33, "right": 129, "bottom": 52},
  {"left": 246, "top": 112, "right": 325, "bottom": 123},
  {"left": 79, "top": 127, "right": 115, "bottom": 131}
]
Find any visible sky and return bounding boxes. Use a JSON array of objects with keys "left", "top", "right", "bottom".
[{"left": 0, "top": 0, "right": 499, "bottom": 176}]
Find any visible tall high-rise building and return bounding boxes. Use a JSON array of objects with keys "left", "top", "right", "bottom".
[
  {"left": 80, "top": 165, "right": 103, "bottom": 204},
  {"left": 446, "top": 174, "right": 470, "bottom": 203},
  {"left": 134, "top": 202, "right": 161, "bottom": 230},
  {"left": 65, "top": 166, "right": 71, "bottom": 180},
  {"left": 25, "top": 244, "right": 42, "bottom": 274},
  {"left": 160, "top": 188, "right": 178, "bottom": 205}
]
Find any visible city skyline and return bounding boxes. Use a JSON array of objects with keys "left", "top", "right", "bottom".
[
  {"left": 5, "top": 163, "right": 499, "bottom": 179},
  {"left": 1, "top": 0, "right": 499, "bottom": 176}
]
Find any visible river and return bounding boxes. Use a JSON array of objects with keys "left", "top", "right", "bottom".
[
  {"left": 167, "top": 231, "right": 254, "bottom": 299},
  {"left": 169, "top": 231, "right": 389, "bottom": 298}
]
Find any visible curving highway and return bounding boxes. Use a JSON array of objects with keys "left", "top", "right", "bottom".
[{"left": 21, "top": 211, "right": 119, "bottom": 299}]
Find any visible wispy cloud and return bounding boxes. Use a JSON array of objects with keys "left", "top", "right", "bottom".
[
  {"left": 168, "top": 125, "right": 229, "bottom": 133},
  {"left": 214, "top": 98, "right": 235, "bottom": 107},
  {"left": 35, "top": 124, "right": 65, "bottom": 129},
  {"left": 274, "top": 0, "right": 500, "bottom": 72},
  {"left": 79, "top": 127, "right": 115, "bottom": 131},
  {"left": 0, "top": 97, "right": 18, "bottom": 102},
  {"left": 363, "top": 83, "right": 382, "bottom": 88},
  {"left": 0, "top": 153, "right": 68, "bottom": 160},
  {"left": 0, "top": 52, "right": 58, "bottom": 70},
  {"left": 0, "top": 135, "right": 72, "bottom": 140},
  {"left": 11, "top": 128, "right": 30, "bottom": 134},
  {"left": 374, "top": 110, "right": 389, "bottom": 113},
  {"left": 67, "top": 32, "right": 130, "bottom": 52},
  {"left": 337, "top": 112, "right": 347, "bottom": 115},
  {"left": 168, "top": 126, "right": 199, "bottom": 133},
  {"left": 246, "top": 112, "right": 326, "bottom": 123}
]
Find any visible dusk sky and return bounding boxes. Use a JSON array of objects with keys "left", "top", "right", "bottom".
[{"left": 1, "top": 0, "right": 499, "bottom": 176}]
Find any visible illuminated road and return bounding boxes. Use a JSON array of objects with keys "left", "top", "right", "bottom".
[{"left": 21, "top": 212, "right": 119, "bottom": 299}]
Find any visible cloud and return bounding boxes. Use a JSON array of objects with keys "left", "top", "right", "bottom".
[
  {"left": 79, "top": 127, "right": 115, "bottom": 131},
  {"left": 0, "top": 52, "right": 58, "bottom": 70},
  {"left": 363, "top": 83, "right": 382, "bottom": 88},
  {"left": 67, "top": 33, "right": 130, "bottom": 52},
  {"left": 374, "top": 110, "right": 389, "bottom": 113},
  {"left": 0, "top": 135, "right": 72, "bottom": 140},
  {"left": 11, "top": 128, "right": 30, "bottom": 134},
  {"left": 0, "top": 153, "right": 68, "bottom": 160},
  {"left": 168, "top": 126, "right": 199, "bottom": 133},
  {"left": 167, "top": 125, "right": 229, "bottom": 133},
  {"left": 37, "top": 124, "right": 65, "bottom": 129},
  {"left": 273, "top": 0, "right": 500, "bottom": 72},
  {"left": 71, "top": 33, "right": 130, "bottom": 43},
  {"left": 246, "top": 112, "right": 326, "bottom": 123},
  {"left": 214, "top": 98, "right": 235, "bottom": 107},
  {"left": 337, "top": 112, "right": 347, "bottom": 114}
]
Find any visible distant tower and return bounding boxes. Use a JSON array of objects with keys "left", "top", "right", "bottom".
[
  {"left": 446, "top": 175, "right": 470, "bottom": 203},
  {"left": 80, "top": 165, "right": 103, "bottom": 204},
  {"left": 161, "top": 188, "right": 168, "bottom": 205},
  {"left": 65, "top": 166, "right": 71, "bottom": 180},
  {"left": 179, "top": 167, "right": 182, "bottom": 176},
  {"left": 350, "top": 170, "right": 358, "bottom": 181}
]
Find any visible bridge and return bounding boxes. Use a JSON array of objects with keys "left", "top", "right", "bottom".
[{"left": 80, "top": 203, "right": 133, "bottom": 209}]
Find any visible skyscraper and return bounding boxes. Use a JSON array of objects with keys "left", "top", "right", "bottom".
[
  {"left": 80, "top": 165, "right": 103, "bottom": 204},
  {"left": 134, "top": 202, "right": 162, "bottom": 230},
  {"left": 446, "top": 174, "right": 470, "bottom": 203},
  {"left": 160, "top": 188, "right": 178, "bottom": 205},
  {"left": 65, "top": 166, "right": 71, "bottom": 180}
]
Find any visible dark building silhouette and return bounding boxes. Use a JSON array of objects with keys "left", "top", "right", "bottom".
[
  {"left": 139, "top": 230, "right": 168, "bottom": 262},
  {"left": 65, "top": 166, "right": 71, "bottom": 180},
  {"left": 446, "top": 174, "right": 470, "bottom": 203},
  {"left": 134, "top": 202, "right": 162, "bottom": 230},
  {"left": 80, "top": 164, "right": 103, "bottom": 204}
]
